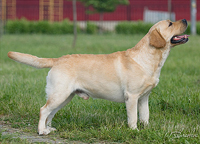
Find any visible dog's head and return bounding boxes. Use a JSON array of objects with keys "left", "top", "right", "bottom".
[{"left": 149, "top": 19, "right": 189, "bottom": 48}]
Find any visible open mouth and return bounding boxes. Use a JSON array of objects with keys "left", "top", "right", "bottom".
[{"left": 171, "top": 35, "right": 190, "bottom": 44}]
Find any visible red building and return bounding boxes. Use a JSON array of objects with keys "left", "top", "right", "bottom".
[{"left": 1, "top": 0, "right": 199, "bottom": 21}]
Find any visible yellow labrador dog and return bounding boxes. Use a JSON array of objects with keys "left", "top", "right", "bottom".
[{"left": 8, "top": 19, "right": 189, "bottom": 135}]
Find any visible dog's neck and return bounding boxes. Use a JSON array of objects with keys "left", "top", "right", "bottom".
[{"left": 128, "top": 34, "right": 171, "bottom": 78}]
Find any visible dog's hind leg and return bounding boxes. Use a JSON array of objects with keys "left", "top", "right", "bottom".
[
  {"left": 38, "top": 92, "right": 74, "bottom": 135},
  {"left": 45, "top": 94, "right": 75, "bottom": 132}
]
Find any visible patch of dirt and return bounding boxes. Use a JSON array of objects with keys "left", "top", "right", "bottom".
[{"left": 0, "top": 121, "right": 86, "bottom": 144}]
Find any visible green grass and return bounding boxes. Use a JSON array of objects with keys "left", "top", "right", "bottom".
[
  {"left": 0, "top": 131, "right": 29, "bottom": 144},
  {"left": 0, "top": 34, "right": 200, "bottom": 143}
]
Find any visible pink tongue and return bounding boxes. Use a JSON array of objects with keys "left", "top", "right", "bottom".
[{"left": 174, "top": 35, "right": 190, "bottom": 40}]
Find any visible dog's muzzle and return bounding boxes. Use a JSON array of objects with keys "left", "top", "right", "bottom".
[
  {"left": 171, "top": 19, "right": 189, "bottom": 44},
  {"left": 182, "top": 19, "right": 188, "bottom": 27}
]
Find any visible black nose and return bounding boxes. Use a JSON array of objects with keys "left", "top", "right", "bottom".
[{"left": 182, "top": 19, "right": 188, "bottom": 26}]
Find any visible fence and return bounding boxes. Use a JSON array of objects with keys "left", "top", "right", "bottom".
[{"left": 0, "top": 0, "right": 199, "bottom": 33}]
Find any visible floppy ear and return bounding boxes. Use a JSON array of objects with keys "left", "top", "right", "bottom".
[{"left": 150, "top": 29, "right": 166, "bottom": 48}]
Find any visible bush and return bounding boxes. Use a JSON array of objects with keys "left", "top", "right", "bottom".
[
  {"left": 5, "top": 18, "right": 78, "bottom": 34},
  {"left": 115, "top": 22, "right": 132, "bottom": 34},
  {"left": 61, "top": 19, "right": 74, "bottom": 34},
  {"left": 50, "top": 22, "right": 63, "bottom": 34},
  {"left": 5, "top": 19, "right": 200, "bottom": 35},
  {"left": 179, "top": 22, "right": 200, "bottom": 35},
  {"left": 86, "top": 22, "right": 97, "bottom": 34},
  {"left": 6, "top": 18, "right": 29, "bottom": 34},
  {"left": 196, "top": 22, "right": 200, "bottom": 35},
  {"left": 28, "top": 21, "right": 37, "bottom": 34},
  {"left": 184, "top": 23, "right": 190, "bottom": 34},
  {"left": 115, "top": 21, "right": 153, "bottom": 34},
  {"left": 116, "top": 21, "right": 200, "bottom": 35},
  {"left": 34, "top": 21, "right": 51, "bottom": 34}
]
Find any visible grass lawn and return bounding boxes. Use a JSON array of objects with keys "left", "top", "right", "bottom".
[{"left": 0, "top": 34, "right": 199, "bottom": 143}]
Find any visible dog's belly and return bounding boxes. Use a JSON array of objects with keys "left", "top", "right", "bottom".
[
  {"left": 76, "top": 83, "right": 125, "bottom": 103},
  {"left": 89, "top": 90, "right": 125, "bottom": 103}
]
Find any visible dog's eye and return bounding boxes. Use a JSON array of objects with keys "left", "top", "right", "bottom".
[{"left": 169, "top": 22, "right": 173, "bottom": 27}]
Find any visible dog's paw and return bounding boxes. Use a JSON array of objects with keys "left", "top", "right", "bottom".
[
  {"left": 133, "top": 128, "right": 139, "bottom": 131},
  {"left": 129, "top": 124, "right": 139, "bottom": 131},
  {"left": 129, "top": 127, "right": 139, "bottom": 131},
  {"left": 38, "top": 128, "right": 51, "bottom": 136},
  {"left": 47, "top": 126, "right": 57, "bottom": 132}
]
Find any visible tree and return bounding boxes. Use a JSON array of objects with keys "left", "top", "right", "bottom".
[
  {"left": 65, "top": 0, "right": 77, "bottom": 48},
  {"left": 72, "top": 0, "right": 77, "bottom": 48},
  {"left": 80, "top": 0, "right": 129, "bottom": 34}
]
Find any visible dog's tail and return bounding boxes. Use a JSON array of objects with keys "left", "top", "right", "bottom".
[{"left": 8, "top": 51, "right": 58, "bottom": 68}]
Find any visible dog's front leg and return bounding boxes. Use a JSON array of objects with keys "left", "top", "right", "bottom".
[
  {"left": 138, "top": 92, "right": 150, "bottom": 126},
  {"left": 125, "top": 92, "right": 139, "bottom": 130}
]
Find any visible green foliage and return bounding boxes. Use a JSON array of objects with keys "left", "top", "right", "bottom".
[
  {"left": 86, "top": 22, "right": 97, "bottom": 34},
  {"left": 5, "top": 18, "right": 29, "bottom": 34},
  {"left": 80, "top": 0, "right": 129, "bottom": 13},
  {"left": 50, "top": 22, "right": 63, "bottom": 34},
  {"left": 35, "top": 21, "right": 51, "bottom": 34},
  {"left": 116, "top": 21, "right": 200, "bottom": 35},
  {"left": 6, "top": 19, "right": 200, "bottom": 35},
  {"left": 196, "top": 22, "right": 200, "bottom": 34},
  {"left": 184, "top": 23, "right": 190, "bottom": 34},
  {"left": 28, "top": 21, "right": 37, "bottom": 34},
  {"left": 61, "top": 19, "right": 74, "bottom": 34},
  {"left": 115, "top": 21, "right": 153, "bottom": 34},
  {"left": 0, "top": 133, "right": 29, "bottom": 143},
  {"left": 185, "top": 22, "right": 200, "bottom": 35},
  {"left": 5, "top": 18, "right": 78, "bottom": 34}
]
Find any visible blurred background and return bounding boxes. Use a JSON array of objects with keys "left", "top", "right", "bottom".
[{"left": 0, "top": 0, "right": 199, "bottom": 35}]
